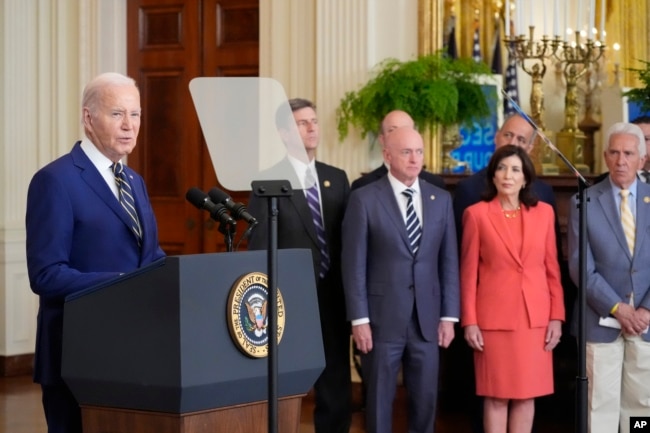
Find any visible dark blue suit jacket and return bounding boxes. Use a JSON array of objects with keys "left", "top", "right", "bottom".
[
  {"left": 342, "top": 176, "right": 459, "bottom": 432},
  {"left": 246, "top": 158, "right": 352, "bottom": 432},
  {"left": 26, "top": 141, "right": 165, "bottom": 385},
  {"left": 351, "top": 164, "right": 445, "bottom": 191},
  {"left": 247, "top": 159, "right": 350, "bottom": 295},
  {"left": 342, "top": 176, "right": 460, "bottom": 341}
]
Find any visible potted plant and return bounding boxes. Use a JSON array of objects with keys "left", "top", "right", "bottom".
[
  {"left": 623, "top": 60, "right": 650, "bottom": 113},
  {"left": 336, "top": 51, "right": 492, "bottom": 144}
]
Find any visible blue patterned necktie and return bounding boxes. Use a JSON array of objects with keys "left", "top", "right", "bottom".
[
  {"left": 402, "top": 188, "right": 422, "bottom": 254},
  {"left": 305, "top": 168, "right": 330, "bottom": 278},
  {"left": 112, "top": 162, "right": 143, "bottom": 246}
]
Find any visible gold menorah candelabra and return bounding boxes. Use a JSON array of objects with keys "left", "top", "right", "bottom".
[
  {"left": 553, "top": 34, "right": 605, "bottom": 173},
  {"left": 555, "top": 37, "right": 605, "bottom": 131},
  {"left": 505, "top": 26, "right": 561, "bottom": 173}
]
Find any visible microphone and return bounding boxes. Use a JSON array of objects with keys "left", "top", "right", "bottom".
[
  {"left": 185, "top": 187, "right": 236, "bottom": 226},
  {"left": 208, "top": 187, "right": 258, "bottom": 226}
]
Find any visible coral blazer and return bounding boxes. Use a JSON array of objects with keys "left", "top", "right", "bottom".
[{"left": 461, "top": 199, "right": 565, "bottom": 330}]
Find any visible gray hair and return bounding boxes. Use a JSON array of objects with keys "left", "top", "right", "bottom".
[
  {"left": 605, "top": 122, "right": 646, "bottom": 157},
  {"left": 81, "top": 72, "right": 138, "bottom": 121}
]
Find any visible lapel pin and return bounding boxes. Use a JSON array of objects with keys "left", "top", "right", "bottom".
[
  {"left": 430, "top": 195, "right": 436, "bottom": 200},
  {"left": 644, "top": 196, "right": 650, "bottom": 203},
  {"left": 324, "top": 180, "right": 331, "bottom": 187}
]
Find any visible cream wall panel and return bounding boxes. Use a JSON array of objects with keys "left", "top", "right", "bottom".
[
  {"left": 1, "top": 0, "right": 41, "bottom": 357},
  {"left": 261, "top": 0, "right": 418, "bottom": 181},
  {"left": 260, "top": 0, "right": 316, "bottom": 101},
  {"left": 0, "top": 0, "right": 125, "bottom": 357}
]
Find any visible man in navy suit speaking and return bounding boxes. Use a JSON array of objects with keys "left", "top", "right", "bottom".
[{"left": 25, "top": 72, "right": 166, "bottom": 433}]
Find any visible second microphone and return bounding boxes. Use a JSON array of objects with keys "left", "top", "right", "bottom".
[{"left": 208, "top": 187, "right": 258, "bottom": 226}]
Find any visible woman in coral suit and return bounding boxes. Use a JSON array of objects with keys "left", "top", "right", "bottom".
[{"left": 460, "top": 144, "right": 565, "bottom": 433}]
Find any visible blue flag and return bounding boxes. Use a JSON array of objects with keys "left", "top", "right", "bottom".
[
  {"left": 491, "top": 25, "right": 503, "bottom": 74},
  {"left": 446, "top": 23, "right": 458, "bottom": 59},
  {"left": 504, "top": 40, "right": 519, "bottom": 116},
  {"left": 472, "top": 23, "right": 482, "bottom": 63}
]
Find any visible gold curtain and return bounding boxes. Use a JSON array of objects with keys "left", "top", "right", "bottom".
[
  {"left": 606, "top": 0, "right": 649, "bottom": 87},
  {"left": 419, "top": 0, "right": 650, "bottom": 173},
  {"left": 418, "top": 0, "right": 502, "bottom": 171},
  {"left": 440, "top": 0, "right": 650, "bottom": 87},
  {"left": 418, "top": 0, "right": 444, "bottom": 172}
]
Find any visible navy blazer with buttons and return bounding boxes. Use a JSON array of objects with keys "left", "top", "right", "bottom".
[{"left": 26, "top": 141, "right": 165, "bottom": 385}]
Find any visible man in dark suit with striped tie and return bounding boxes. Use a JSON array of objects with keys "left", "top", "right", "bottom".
[
  {"left": 342, "top": 126, "right": 459, "bottom": 433},
  {"left": 247, "top": 98, "right": 352, "bottom": 433}
]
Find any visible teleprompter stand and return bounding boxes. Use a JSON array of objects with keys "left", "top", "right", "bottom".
[
  {"left": 537, "top": 132, "right": 590, "bottom": 433},
  {"left": 251, "top": 179, "right": 294, "bottom": 433}
]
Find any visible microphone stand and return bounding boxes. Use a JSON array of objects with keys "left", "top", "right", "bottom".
[
  {"left": 536, "top": 129, "right": 590, "bottom": 433},
  {"left": 499, "top": 90, "right": 589, "bottom": 433},
  {"left": 216, "top": 220, "right": 236, "bottom": 252},
  {"left": 250, "top": 179, "right": 292, "bottom": 433},
  {"left": 236, "top": 220, "right": 259, "bottom": 251}
]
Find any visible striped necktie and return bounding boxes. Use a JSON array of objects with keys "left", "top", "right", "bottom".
[
  {"left": 402, "top": 188, "right": 422, "bottom": 254},
  {"left": 112, "top": 162, "right": 143, "bottom": 246},
  {"left": 305, "top": 168, "right": 330, "bottom": 278},
  {"left": 620, "top": 189, "right": 635, "bottom": 255}
]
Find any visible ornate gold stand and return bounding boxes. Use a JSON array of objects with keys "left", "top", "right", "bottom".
[
  {"left": 554, "top": 36, "right": 605, "bottom": 174},
  {"left": 577, "top": 60, "right": 604, "bottom": 172},
  {"left": 505, "top": 28, "right": 561, "bottom": 174},
  {"left": 441, "top": 125, "right": 469, "bottom": 173}
]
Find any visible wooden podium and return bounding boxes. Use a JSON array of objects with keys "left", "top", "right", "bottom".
[
  {"left": 81, "top": 397, "right": 302, "bottom": 433},
  {"left": 62, "top": 250, "right": 324, "bottom": 433}
]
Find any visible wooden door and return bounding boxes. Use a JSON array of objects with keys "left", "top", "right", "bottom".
[
  {"left": 127, "top": 0, "right": 259, "bottom": 255},
  {"left": 199, "top": 0, "right": 259, "bottom": 253}
]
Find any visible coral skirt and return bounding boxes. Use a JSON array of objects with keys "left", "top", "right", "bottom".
[{"left": 474, "top": 303, "right": 554, "bottom": 399}]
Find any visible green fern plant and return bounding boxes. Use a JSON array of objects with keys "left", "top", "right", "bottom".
[
  {"left": 336, "top": 51, "right": 492, "bottom": 143},
  {"left": 623, "top": 60, "right": 650, "bottom": 113}
]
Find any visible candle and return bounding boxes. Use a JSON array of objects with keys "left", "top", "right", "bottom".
[
  {"left": 505, "top": 0, "right": 510, "bottom": 37},
  {"left": 529, "top": 0, "right": 534, "bottom": 31},
  {"left": 577, "top": 0, "right": 583, "bottom": 35},
  {"left": 544, "top": 2, "right": 548, "bottom": 35},
  {"left": 554, "top": 0, "right": 559, "bottom": 36},
  {"left": 613, "top": 42, "right": 621, "bottom": 64},
  {"left": 564, "top": 0, "right": 569, "bottom": 41},
  {"left": 589, "top": 0, "right": 595, "bottom": 39},
  {"left": 516, "top": 1, "right": 521, "bottom": 35},
  {"left": 600, "top": 0, "right": 605, "bottom": 42}
]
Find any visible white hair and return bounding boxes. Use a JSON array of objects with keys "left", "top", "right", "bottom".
[
  {"left": 81, "top": 72, "right": 138, "bottom": 122},
  {"left": 605, "top": 122, "right": 647, "bottom": 157}
]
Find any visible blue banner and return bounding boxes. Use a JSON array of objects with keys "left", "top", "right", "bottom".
[{"left": 450, "top": 83, "right": 500, "bottom": 173}]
